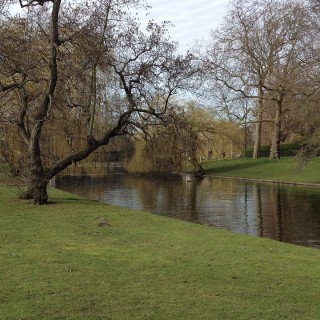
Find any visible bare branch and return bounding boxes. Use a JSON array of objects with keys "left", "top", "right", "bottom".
[{"left": 19, "top": 0, "right": 52, "bottom": 8}]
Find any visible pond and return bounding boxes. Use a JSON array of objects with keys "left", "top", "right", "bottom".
[{"left": 56, "top": 174, "right": 320, "bottom": 249}]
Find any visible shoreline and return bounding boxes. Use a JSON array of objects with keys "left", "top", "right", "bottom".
[{"left": 205, "top": 174, "right": 320, "bottom": 188}]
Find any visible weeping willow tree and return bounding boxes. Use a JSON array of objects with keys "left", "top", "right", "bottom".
[{"left": 127, "top": 104, "right": 218, "bottom": 175}]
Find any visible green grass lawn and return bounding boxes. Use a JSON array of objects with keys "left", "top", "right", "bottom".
[
  {"left": 202, "top": 157, "right": 320, "bottom": 184},
  {"left": 1, "top": 185, "right": 320, "bottom": 319}
]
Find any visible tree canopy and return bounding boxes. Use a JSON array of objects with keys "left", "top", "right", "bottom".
[{"left": 0, "top": 0, "right": 194, "bottom": 203}]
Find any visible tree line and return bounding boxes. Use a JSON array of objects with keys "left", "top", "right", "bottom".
[
  {"left": 201, "top": 0, "right": 320, "bottom": 160},
  {"left": 0, "top": 0, "right": 319, "bottom": 204}
]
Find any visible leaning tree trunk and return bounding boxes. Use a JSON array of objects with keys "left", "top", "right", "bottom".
[
  {"left": 24, "top": 0, "right": 61, "bottom": 204},
  {"left": 21, "top": 125, "right": 49, "bottom": 204},
  {"left": 22, "top": 176, "right": 49, "bottom": 205}
]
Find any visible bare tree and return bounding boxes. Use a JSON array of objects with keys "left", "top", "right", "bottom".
[
  {"left": 19, "top": 0, "right": 52, "bottom": 7},
  {"left": 204, "top": 0, "right": 315, "bottom": 159},
  {"left": 0, "top": 0, "right": 194, "bottom": 204}
]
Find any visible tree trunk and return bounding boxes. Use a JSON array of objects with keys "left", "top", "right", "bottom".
[
  {"left": 269, "top": 95, "right": 283, "bottom": 160},
  {"left": 22, "top": 178, "right": 48, "bottom": 205},
  {"left": 32, "top": 178, "right": 48, "bottom": 205},
  {"left": 22, "top": 0, "right": 61, "bottom": 205},
  {"left": 243, "top": 122, "right": 247, "bottom": 158},
  {"left": 253, "top": 111, "right": 262, "bottom": 159},
  {"left": 253, "top": 85, "right": 264, "bottom": 159},
  {"left": 21, "top": 140, "right": 49, "bottom": 204}
]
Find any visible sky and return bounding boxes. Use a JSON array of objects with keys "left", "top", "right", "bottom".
[
  {"left": 143, "top": 0, "right": 230, "bottom": 52},
  {"left": 9, "top": 0, "right": 230, "bottom": 53}
]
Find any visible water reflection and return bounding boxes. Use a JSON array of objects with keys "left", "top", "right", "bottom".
[{"left": 56, "top": 174, "right": 320, "bottom": 249}]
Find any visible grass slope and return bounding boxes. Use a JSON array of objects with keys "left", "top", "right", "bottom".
[
  {"left": 1, "top": 186, "right": 320, "bottom": 319},
  {"left": 202, "top": 157, "right": 320, "bottom": 184}
]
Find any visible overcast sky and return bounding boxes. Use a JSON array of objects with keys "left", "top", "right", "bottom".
[
  {"left": 143, "top": 0, "right": 230, "bottom": 52},
  {"left": 10, "top": 0, "right": 230, "bottom": 53}
]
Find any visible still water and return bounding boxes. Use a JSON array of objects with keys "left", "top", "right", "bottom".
[{"left": 56, "top": 174, "right": 320, "bottom": 249}]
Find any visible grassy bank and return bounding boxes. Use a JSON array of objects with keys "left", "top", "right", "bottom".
[
  {"left": 202, "top": 157, "right": 320, "bottom": 184},
  {"left": 1, "top": 185, "right": 320, "bottom": 319}
]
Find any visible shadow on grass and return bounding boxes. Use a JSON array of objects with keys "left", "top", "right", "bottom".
[
  {"left": 56, "top": 197, "right": 100, "bottom": 204},
  {"left": 204, "top": 159, "right": 268, "bottom": 174}
]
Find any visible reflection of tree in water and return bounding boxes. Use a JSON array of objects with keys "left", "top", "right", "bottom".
[
  {"left": 188, "top": 177, "right": 255, "bottom": 230},
  {"left": 275, "top": 188, "right": 283, "bottom": 242},
  {"left": 257, "top": 186, "right": 284, "bottom": 242},
  {"left": 278, "top": 187, "right": 320, "bottom": 247},
  {"left": 243, "top": 182, "right": 249, "bottom": 234},
  {"left": 56, "top": 175, "right": 320, "bottom": 248},
  {"left": 120, "top": 174, "right": 203, "bottom": 220},
  {"left": 253, "top": 184, "right": 320, "bottom": 247},
  {"left": 122, "top": 175, "right": 185, "bottom": 215}
]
